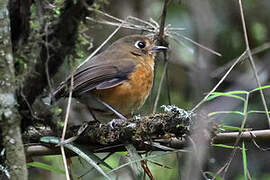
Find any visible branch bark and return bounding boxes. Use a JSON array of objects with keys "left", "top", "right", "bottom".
[
  {"left": 213, "top": 129, "right": 270, "bottom": 144},
  {"left": 24, "top": 110, "right": 191, "bottom": 157},
  {"left": 0, "top": 1, "right": 28, "bottom": 179}
]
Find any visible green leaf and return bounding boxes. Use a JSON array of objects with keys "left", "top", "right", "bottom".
[
  {"left": 206, "top": 92, "right": 246, "bottom": 102},
  {"left": 40, "top": 136, "right": 112, "bottom": 180},
  {"left": 252, "top": 22, "right": 267, "bottom": 43},
  {"left": 223, "top": 90, "right": 249, "bottom": 95},
  {"left": 27, "top": 162, "right": 65, "bottom": 174},
  {"left": 54, "top": 107, "right": 62, "bottom": 115},
  {"left": 206, "top": 94, "right": 220, "bottom": 101},
  {"left": 250, "top": 85, "right": 270, "bottom": 93},
  {"left": 248, "top": 110, "right": 270, "bottom": 114},
  {"left": 205, "top": 172, "right": 224, "bottom": 180},
  {"left": 57, "top": 121, "right": 64, "bottom": 127},
  {"left": 212, "top": 144, "right": 242, "bottom": 150},
  {"left": 116, "top": 151, "right": 128, "bottom": 156},
  {"left": 55, "top": 9, "right": 60, "bottom": 15},
  {"left": 242, "top": 142, "right": 248, "bottom": 180},
  {"left": 218, "top": 125, "right": 243, "bottom": 131},
  {"left": 208, "top": 111, "right": 243, "bottom": 117}
]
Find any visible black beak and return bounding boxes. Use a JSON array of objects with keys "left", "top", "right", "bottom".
[{"left": 151, "top": 45, "right": 168, "bottom": 52}]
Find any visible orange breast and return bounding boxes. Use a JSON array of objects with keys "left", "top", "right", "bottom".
[{"left": 92, "top": 61, "right": 154, "bottom": 117}]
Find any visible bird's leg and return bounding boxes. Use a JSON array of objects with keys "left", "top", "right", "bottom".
[
  {"left": 86, "top": 106, "right": 99, "bottom": 123},
  {"left": 93, "top": 98, "right": 128, "bottom": 128},
  {"left": 96, "top": 98, "right": 127, "bottom": 121}
]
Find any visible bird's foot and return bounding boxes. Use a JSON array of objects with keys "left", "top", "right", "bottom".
[{"left": 108, "top": 118, "right": 126, "bottom": 129}]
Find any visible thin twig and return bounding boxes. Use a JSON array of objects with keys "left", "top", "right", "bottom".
[
  {"left": 158, "top": 0, "right": 170, "bottom": 39},
  {"left": 170, "top": 35, "right": 195, "bottom": 54},
  {"left": 250, "top": 136, "right": 270, "bottom": 151},
  {"left": 44, "top": 22, "right": 53, "bottom": 96},
  {"left": 211, "top": 42, "right": 270, "bottom": 78},
  {"left": 152, "top": 0, "right": 171, "bottom": 113},
  {"left": 90, "top": 6, "right": 158, "bottom": 30},
  {"left": 88, "top": 7, "right": 124, "bottom": 24},
  {"left": 165, "top": 54, "right": 171, "bottom": 105},
  {"left": 129, "top": 16, "right": 157, "bottom": 29},
  {"left": 87, "top": 8, "right": 222, "bottom": 59},
  {"left": 221, "top": 92, "right": 249, "bottom": 178},
  {"left": 20, "top": 91, "right": 43, "bottom": 121},
  {"left": 78, "top": 152, "right": 114, "bottom": 178},
  {"left": 238, "top": 0, "right": 270, "bottom": 127},
  {"left": 60, "top": 70, "right": 74, "bottom": 180},
  {"left": 159, "top": 0, "right": 171, "bottom": 106},
  {"left": 191, "top": 50, "right": 247, "bottom": 112},
  {"left": 171, "top": 32, "right": 222, "bottom": 57},
  {"left": 153, "top": 61, "right": 169, "bottom": 113},
  {"left": 86, "top": 17, "right": 155, "bottom": 33},
  {"left": 77, "top": 19, "right": 125, "bottom": 69}
]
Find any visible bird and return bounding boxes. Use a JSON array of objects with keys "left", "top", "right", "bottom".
[{"left": 53, "top": 34, "right": 168, "bottom": 123}]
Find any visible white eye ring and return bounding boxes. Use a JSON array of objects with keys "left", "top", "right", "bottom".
[{"left": 135, "top": 41, "right": 146, "bottom": 49}]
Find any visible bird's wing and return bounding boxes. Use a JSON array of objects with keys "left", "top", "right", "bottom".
[{"left": 53, "top": 58, "right": 137, "bottom": 99}]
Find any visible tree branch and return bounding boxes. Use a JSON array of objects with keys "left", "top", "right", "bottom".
[
  {"left": 24, "top": 108, "right": 191, "bottom": 157},
  {"left": 213, "top": 129, "right": 270, "bottom": 144},
  {"left": 24, "top": 117, "right": 270, "bottom": 158}
]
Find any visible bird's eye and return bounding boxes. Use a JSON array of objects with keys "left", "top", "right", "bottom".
[{"left": 135, "top": 41, "right": 146, "bottom": 49}]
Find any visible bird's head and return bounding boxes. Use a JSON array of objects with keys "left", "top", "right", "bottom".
[{"left": 109, "top": 35, "right": 168, "bottom": 61}]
